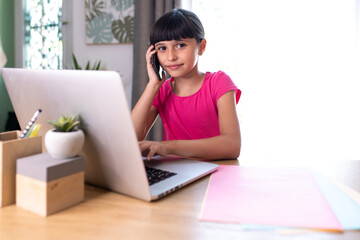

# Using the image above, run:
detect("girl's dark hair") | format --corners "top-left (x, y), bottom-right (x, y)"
top-left (150, 8), bottom-right (204, 45)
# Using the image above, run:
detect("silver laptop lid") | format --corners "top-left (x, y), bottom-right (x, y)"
top-left (2, 68), bottom-right (152, 201)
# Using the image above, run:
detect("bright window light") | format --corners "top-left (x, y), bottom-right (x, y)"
top-left (191, 0), bottom-right (360, 165)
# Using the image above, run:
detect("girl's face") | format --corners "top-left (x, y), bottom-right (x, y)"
top-left (154, 38), bottom-right (205, 79)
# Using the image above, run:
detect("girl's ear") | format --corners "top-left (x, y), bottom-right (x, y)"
top-left (198, 39), bottom-right (207, 56)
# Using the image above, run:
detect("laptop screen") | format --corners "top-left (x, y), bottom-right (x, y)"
top-left (2, 68), bottom-right (152, 200)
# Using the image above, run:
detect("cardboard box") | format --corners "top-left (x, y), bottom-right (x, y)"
top-left (0, 131), bottom-right (42, 207)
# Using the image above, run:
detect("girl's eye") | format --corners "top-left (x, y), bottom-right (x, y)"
top-left (157, 46), bottom-right (166, 51)
top-left (177, 43), bottom-right (186, 48)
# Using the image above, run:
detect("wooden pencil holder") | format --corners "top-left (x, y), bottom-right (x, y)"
top-left (0, 131), bottom-right (42, 207)
top-left (16, 153), bottom-right (84, 217)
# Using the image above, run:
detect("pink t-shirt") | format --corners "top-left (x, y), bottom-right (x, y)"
top-left (152, 71), bottom-right (241, 140)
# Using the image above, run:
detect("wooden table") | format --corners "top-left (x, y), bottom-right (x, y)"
top-left (0, 159), bottom-right (359, 240)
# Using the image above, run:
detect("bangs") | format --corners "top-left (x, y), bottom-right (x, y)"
top-left (150, 19), bottom-right (191, 44)
top-left (150, 9), bottom-right (204, 45)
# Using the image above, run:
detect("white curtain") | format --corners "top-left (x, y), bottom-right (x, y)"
top-left (191, 0), bottom-right (360, 164)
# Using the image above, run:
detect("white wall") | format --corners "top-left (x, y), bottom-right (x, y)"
top-left (62, 0), bottom-right (133, 107)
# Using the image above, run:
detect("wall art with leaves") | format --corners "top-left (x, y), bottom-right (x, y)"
top-left (85, 0), bottom-right (134, 44)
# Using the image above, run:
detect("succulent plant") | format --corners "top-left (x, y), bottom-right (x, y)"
top-left (48, 114), bottom-right (81, 132)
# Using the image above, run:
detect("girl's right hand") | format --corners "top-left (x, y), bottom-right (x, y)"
top-left (146, 45), bottom-right (166, 85)
top-left (139, 140), bottom-right (169, 160)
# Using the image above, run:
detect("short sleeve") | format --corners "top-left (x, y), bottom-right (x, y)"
top-left (152, 90), bottom-right (160, 109)
top-left (152, 78), bottom-right (172, 111)
top-left (211, 71), bottom-right (241, 104)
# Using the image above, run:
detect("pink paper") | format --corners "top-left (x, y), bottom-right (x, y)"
top-left (200, 165), bottom-right (343, 231)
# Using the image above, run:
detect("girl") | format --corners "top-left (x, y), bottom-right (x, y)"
top-left (131, 8), bottom-right (241, 160)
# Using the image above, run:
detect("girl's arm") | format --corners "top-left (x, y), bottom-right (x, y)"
top-left (140, 90), bottom-right (241, 160)
top-left (131, 90), bottom-right (159, 141)
top-left (131, 46), bottom-right (165, 140)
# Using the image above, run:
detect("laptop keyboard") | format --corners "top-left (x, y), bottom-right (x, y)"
top-left (145, 166), bottom-right (177, 185)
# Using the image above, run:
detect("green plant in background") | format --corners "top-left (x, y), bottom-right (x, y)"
top-left (72, 53), bottom-right (102, 70)
top-left (48, 114), bottom-right (80, 132)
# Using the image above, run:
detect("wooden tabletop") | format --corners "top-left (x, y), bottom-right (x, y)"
top-left (0, 159), bottom-right (359, 240)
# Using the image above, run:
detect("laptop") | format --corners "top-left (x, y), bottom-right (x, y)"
top-left (1, 68), bottom-right (218, 201)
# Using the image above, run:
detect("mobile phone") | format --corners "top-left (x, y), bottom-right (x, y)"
top-left (151, 53), bottom-right (162, 81)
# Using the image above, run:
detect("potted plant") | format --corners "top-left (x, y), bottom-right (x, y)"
top-left (45, 114), bottom-right (85, 159)
top-left (72, 53), bottom-right (102, 70)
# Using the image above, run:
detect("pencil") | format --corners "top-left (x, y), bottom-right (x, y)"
top-left (19, 109), bottom-right (42, 139)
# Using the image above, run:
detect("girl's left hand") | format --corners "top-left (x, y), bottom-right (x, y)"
top-left (139, 140), bottom-right (169, 160)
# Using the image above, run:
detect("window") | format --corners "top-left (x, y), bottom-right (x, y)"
top-left (190, 0), bottom-right (360, 163)
top-left (24, 0), bottom-right (63, 69)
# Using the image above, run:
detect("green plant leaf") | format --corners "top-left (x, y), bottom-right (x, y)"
top-left (94, 61), bottom-right (101, 70)
top-left (48, 114), bottom-right (80, 132)
top-left (72, 53), bottom-right (103, 71)
top-left (72, 53), bottom-right (82, 70)
top-left (85, 61), bottom-right (91, 70)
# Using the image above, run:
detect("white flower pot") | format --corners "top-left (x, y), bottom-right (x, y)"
top-left (45, 129), bottom-right (85, 159)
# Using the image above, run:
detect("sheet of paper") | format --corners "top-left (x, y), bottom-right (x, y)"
top-left (200, 165), bottom-right (343, 231)
top-left (332, 179), bottom-right (360, 205)
top-left (310, 169), bottom-right (360, 230)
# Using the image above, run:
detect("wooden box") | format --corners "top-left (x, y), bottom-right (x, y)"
top-left (16, 153), bottom-right (84, 217)
top-left (0, 131), bottom-right (42, 207)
